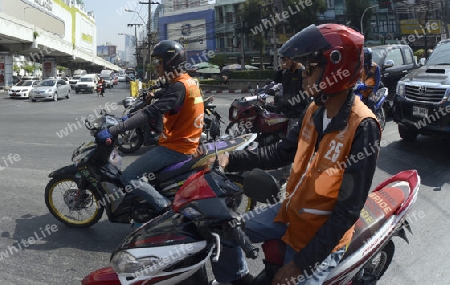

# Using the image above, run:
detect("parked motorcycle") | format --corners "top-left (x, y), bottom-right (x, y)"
top-left (82, 166), bottom-right (420, 285)
top-left (355, 86), bottom-right (388, 131)
top-left (44, 110), bottom-right (258, 228)
top-left (225, 90), bottom-right (289, 147)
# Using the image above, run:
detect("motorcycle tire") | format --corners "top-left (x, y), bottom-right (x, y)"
top-left (226, 174), bottom-right (257, 212)
top-left (117, 130), bottom-right (144, 154)
top-left (352, 240), bottom-right (395, 285)
top-left (376, 106), bottom-right (386, 131)
top-left (45, 177), bottom-right (104, 228)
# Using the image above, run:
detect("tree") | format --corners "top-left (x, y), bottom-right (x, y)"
top-left (13, 65), bottom-right (20, 74)
top-left (345, 0), bottom-right (372, 36)
top-left (208, 54), bottom-right (227, 69)
top-left (283, 0), bottom-right (327, 32)
top-left (23, 65), bottom-right (35, 75)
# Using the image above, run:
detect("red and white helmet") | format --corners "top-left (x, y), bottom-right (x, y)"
top-left (278, 24), bottom-right (364, 95)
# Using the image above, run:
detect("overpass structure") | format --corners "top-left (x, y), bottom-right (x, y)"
top-left (0, 0), bottom-right (120, 88)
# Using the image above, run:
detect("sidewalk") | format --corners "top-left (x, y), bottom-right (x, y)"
top-left (203, 88), bottom-right (252, 94)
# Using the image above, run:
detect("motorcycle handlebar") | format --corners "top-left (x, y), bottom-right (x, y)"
top-left (229, 225), bottom-right (259, 259)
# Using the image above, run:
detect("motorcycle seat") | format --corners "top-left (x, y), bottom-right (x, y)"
top-left (155, 139), bottom-right (242, 183)
top-left (344, 184), bottom-right (409, 257)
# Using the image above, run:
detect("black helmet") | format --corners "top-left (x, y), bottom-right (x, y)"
top-left (151, 40), bottom-right (187, 72)
top-left (363, 47), bottom-right (372, 67)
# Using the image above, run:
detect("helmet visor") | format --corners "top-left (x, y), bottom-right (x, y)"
top-left (278, 24), bottom-right (332, 62)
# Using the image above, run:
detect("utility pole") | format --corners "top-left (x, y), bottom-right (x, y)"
top-left (128, 23), bottom-right (143, 68)
top-left (140, 1), bottom-right (160, 81)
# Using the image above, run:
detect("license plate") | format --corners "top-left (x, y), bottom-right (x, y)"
top-left (412, 106), bottom-right (428, 118)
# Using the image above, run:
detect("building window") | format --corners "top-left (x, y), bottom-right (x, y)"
top-left (226, 12), bottom-right (233, 23)
top-left (217, 8), bottom-right (224, 23)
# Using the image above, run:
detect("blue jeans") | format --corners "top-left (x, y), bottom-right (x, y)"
top-left (120, 146), bottom-right (191, 212)
top-left (211, 203), bottom-right (346, 284)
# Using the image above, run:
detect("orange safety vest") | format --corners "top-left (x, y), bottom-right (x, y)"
top-left (274, 96), bottom-right (379, 253)
top-left (361, 63), bottom-right (378, 99)
top-left (158, 73), bottom-right (204, 154)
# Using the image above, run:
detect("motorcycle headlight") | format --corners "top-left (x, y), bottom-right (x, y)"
top-left (396, 82), bottom-right (406, 97)
top-left (181, 206), bottom-right (202, 219)
top-left (111, 251), bottom-right (162, 275)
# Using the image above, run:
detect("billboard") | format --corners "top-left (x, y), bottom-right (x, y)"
top-left (167, 19), bottom-right (207, 51)
top-left (97, 45), bottom-right (117, 57)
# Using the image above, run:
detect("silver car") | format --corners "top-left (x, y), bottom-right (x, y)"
top-left (30, 79), bottom-right (71, 102)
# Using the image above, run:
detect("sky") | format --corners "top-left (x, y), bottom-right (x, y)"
top-left (83, 0), bottom-right (157, 51)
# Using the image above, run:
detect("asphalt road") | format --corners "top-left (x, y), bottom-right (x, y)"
top-left (0, 84), bottom-right (449, 284)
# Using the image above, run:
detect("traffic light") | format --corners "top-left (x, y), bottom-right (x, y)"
top-left (378, 0), bottom-right (391, 9)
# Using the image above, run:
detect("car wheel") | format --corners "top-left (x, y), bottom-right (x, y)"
top-left (66, 89), bottom-right (70, 99)
top-left (53, 93), bottom-right (58, 101)
top-left (398, 125), bottom-right (418, 141)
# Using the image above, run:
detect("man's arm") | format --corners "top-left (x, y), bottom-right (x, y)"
top-left (109, 82), bottom-right (185, 136)
top-left (226, 114), bottom-right (303, 173)
top-left (293, 118), bottom-right (381, 270)
top-left (373, 65), bottom-right (381, 94)
top-left (273, 69), bottom-right (284, 84)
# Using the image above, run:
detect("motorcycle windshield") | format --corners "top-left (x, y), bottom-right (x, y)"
top-left (114, 210), bottom-right (203, 252)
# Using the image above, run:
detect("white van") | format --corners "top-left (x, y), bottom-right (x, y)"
top-left (75, 74), bottom-right (98, 94)
top-left (100, 70), bottom-right (114, 88)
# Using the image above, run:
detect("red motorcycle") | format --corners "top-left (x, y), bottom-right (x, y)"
top-left (97, 83), bottom-right (104, 97)
top-left (225, 94), bottom-right (290, 146)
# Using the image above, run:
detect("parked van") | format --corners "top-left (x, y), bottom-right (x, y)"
top-left (75, 74), bottom-right (98, 94)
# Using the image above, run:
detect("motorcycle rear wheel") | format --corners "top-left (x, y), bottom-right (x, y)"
top-left (118, 129), bottom-right (144, 154)
top-left (353, 240), bottom-right (395, 284)
top-left (45, 177), bottom-right (104, 228)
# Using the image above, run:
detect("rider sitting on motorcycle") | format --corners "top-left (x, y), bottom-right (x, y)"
top-left (97, 40), bottom-right (204, 215)
top-left (209, 24), bottom-right (381, 285)
top-left (355, 47), bottom-right (381, 113)
top-left (273, 55), bottom-right (311, 119)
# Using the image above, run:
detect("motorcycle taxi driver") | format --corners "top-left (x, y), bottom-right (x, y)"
top-left (209, 24), bottom-right (381, 285)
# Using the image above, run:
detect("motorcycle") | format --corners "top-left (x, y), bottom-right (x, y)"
top-left (97, 82), bottom-right (105, 97)
top-left (44, 110), bottom-right (258, 228)
top-left (225, 87), bottom-right (289, 147)
top-left (82, 165), bottom-right (420, 285)
top-left (355, 86), bottom-right (388, 131)
top-left (118, 90), bottom-right (223, 154)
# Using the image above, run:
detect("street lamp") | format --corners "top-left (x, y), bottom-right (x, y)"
top-left (124, 9), bottom-right (146, 25)
top-left (361, 4), bottom-right (379, 35)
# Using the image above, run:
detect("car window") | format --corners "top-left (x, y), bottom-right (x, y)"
top-left (80, 77), bottom-right (93, 82)
top-left (385, 48), bottom-right (404, 66)
top-left (403, 48), bottom-right (414, 64)
top-left (39, 80), bottom-right (55, 86)
top-left (20, 81), bottom-right (34, 86)
top-left (426, 41), bottom-right (450, 65)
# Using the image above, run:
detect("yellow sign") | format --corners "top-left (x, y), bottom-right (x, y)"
top-left (400, 19), bottom-right (444, 35)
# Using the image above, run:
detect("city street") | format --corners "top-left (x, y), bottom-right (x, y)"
top-left (0, 85), bottom-right (449, 284)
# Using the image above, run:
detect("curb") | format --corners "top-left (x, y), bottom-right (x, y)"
top-left (203, 89), bottom-right (252, 94)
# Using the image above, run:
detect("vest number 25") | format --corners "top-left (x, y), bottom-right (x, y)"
top-left (324, 140), bottom-right (343, 162)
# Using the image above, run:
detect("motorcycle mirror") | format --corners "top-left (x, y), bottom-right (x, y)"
top-left (265, 89), bottom-right (275, 96)
top-left (243, 168), bottom-right (279, 204)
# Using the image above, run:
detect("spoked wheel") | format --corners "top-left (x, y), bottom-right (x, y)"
top-left (226, 174), bottom-right (257, 213)
top-left (45, 177), bottom-right (104, 228)
top-left (117, 129), bottom-right (144, 154)
top-left (353, 240), bottom-right (395, 285)
top-left (376, 106), bottom-right (386, 131)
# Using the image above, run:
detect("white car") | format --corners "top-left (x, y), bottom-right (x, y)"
top-left (8, 80), bottom-right (39, 98)
top-left (30, 78), bottom-right (71, 102)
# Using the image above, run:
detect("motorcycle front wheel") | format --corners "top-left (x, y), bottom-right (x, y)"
top-left (45, 177), bottom-right (104, 228)
top-left (376, 106), bottom-right (386, 131)
top-left (117, 129), bottom-right (144, 154)
top-left (353, 240), bottom-right (395, 284)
